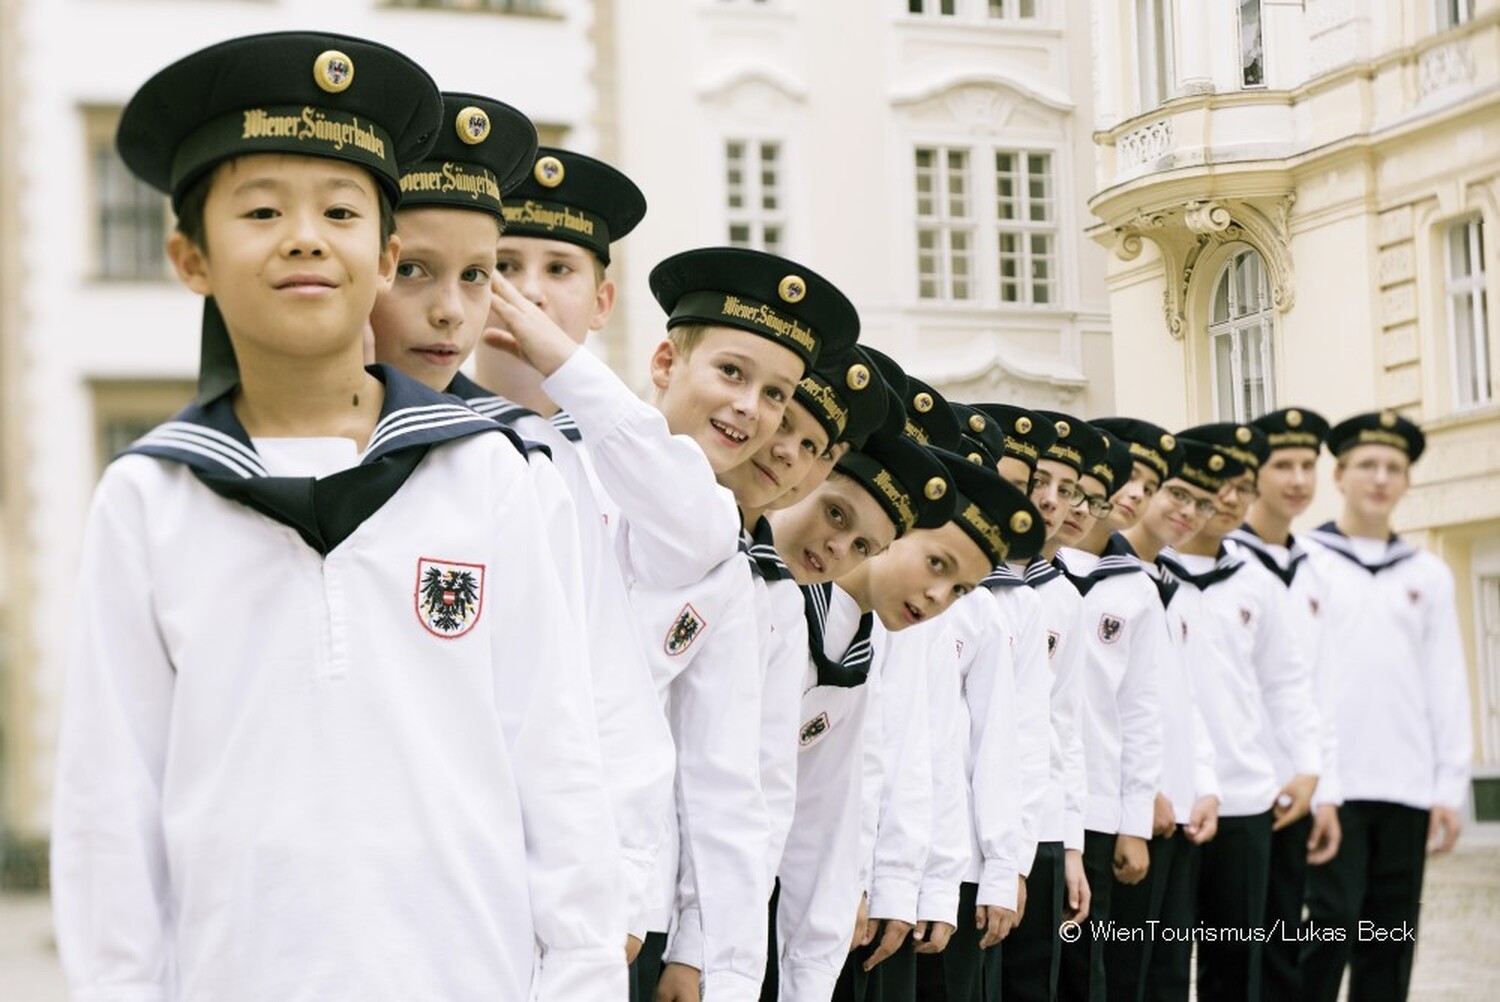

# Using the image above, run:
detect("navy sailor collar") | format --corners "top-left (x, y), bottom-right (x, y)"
top-left (448, 372), bottom-right (580, 442)
top-left (1157, 543), bottom-right (1244, 592)
top-left (1229, 523), bottom-right (1309, 587)
top-left (803, 581), bottom-right (875, 688)
top-left (1057, 532), bottom-right (1146, 596)
top-left (981, 562), bottom-right (1027, 591)
top-left (742, 516), bottom-right (793, 582)
top-left (1305, 521), bottom-right (1419, 574)
top-left (1023, 554), bottom-right (1062, 588)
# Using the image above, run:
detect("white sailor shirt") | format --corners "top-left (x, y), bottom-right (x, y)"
top-left (1025, 560), bottom-right (1089, 851)
top-left (1148, 565), bottom-right (1220, 824)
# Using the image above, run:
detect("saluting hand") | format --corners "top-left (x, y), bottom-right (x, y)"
top-left (484, 272), bottom-right (579, 378)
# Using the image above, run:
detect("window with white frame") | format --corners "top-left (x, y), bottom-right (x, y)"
top-left (914, 144), bottom-right (1060, 305)
top-left (1437, 0), bottom-right (1475, 31)
top-left (1239, 0), bottom-right (1265, 87)
top-left (906, 0), bottom-right (1039, 18)
top-left (987, 0), bottom-right (1037, 18)
top-left (1209, 249), bottom-right (1275, 421)
top-left (85, 106), bottom-right (167, 280)
top-left (725, 139), bottom-right (785, 254)
top-left (1446, 216), bottom-right (1491, 408)
top-left (1136, 0), bottom-right (1175, 109)
top-left (908, 0), bottom-right (957, 14)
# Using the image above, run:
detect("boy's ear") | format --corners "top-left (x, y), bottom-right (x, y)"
top-left (589, 277), bottom-right (617, 333)
top-left (167, 231), bottom-right (212, 297)
top-left (649, 338), bottom-right (677, 392)
top-left (376, 234), bottom-right (400, 291)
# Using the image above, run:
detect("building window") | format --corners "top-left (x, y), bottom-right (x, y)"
top-left (995, 151), bottom-right (1056, 305)
top-left (908, 0), bottom-right (957, 14)
top-left (1209, 250), bottom-right (1275, 421)
top-left (915, 147), bottom-right (975, 301)
top-left (725, 140), bottom-right (785, 254)
top-left (1239, 0), bottom-right (1265, 87)
top-left (907, 0), bottom-right (1039, 17)
top-left (987, 0), bottom-right (1037, 18)
top-left (85, 107), bottom-right (167, 280)
top-left (90, 379), bottom-right (197, 475)
top-left (1446, 216), bottom-right (1491, 408)
top-left (1437, 0), bottom-right (1475, 31)
top-left (1136, 0), bottom-right (1174, 109)
top-left (391, 0), bottom-right (555, 12)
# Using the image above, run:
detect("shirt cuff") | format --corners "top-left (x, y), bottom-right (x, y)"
top-left (1119, 797), bottom-right (1155, 839)
top-left (868, 870), bottom-right (921, 924)
top-left (663, 904), bottom-right (705, 971)
top-left (916, 879), bottom-right (961, 926)
top-left (977, 861), bottom-right (1020, 910)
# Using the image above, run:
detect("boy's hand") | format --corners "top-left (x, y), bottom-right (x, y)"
top-left (976, 905), bottom-right (1019, 948)
top-left (1185, 795), bottom-right (1220, 846)
top-left (485, 273), bottom-right (579, 377)
top-left (1063, 848), bottom-right (1091, 924)
top-left (850, 892), bottom-right (872, 953)
top-left (1113, 834), bottom-right (1150, 884)
top-left (1152, 792), bottom-right (1176, 837)
top-left (1272, 774), bottom-right (1317, 830)
top-left (1428, 805), bottom-right (1462, 856)
top-left (654, 962), bottom-right (699, 1002)
top-left (1307, 803), bottom-right (1342, 865)
top-left (862, 919), bottom-right (913, 971)
top-left (625, 934), bottom-right (642, 964)
top-left (912, 920), bottom-right (956, 954)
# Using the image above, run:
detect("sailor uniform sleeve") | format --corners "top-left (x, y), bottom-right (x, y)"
top-left (1422, 560), bottom-right (1473, 810)
top-left (1190, 698), bottom-right (1221, 807)
top-left (493, 454), bottom-right (627, 1000)
top-left (867, 630), bottom-right (935, 924)
top-left (916, 628), bottom-right (973, 926)
top-left (857, 643), bottom-right (888, 893)
top-left (542, 347), bottom-right (740, 587)
top-left (1117, 595), bottom-right (1165, 840)
top-left (1013, 591), bottom-right (1052, 878)
top-left (51, 459), bottom-right (176, 1001)
top-left (965, 614), bottom-right (1025, 911)
top-left (1051, 597), bottom-right (1089, 852)
top-left (1297, 557), bottom-right (1342, 808)
top-left (662, 561), bottom-right (771, 999)
top-left (761, 584), bottom-right (810, 888)
top-left (1251, 569), bottom-right (1322, 778)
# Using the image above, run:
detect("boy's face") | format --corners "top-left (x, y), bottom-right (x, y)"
top-left (768, 441), bottom-right (850, 510)
top-left (769, 473), bottom-right (897, 585)
top-left (1255, 447), bottom-right (1319, 521)
top-left (650, 326), bottom-right (803, 474)
top-left (493, 236), bottom-right (612, 343)
top-left (1107, 461), bottom-right (1160, 531)
top-left (368, 207), bottom-right (496, 391)
top-left (168, 154), bottom-right (396, 359)
top-left (1144, 479), bottom-right (1216, 549)
top-left (718, 398), bottom-right (831, 510)
top-left (996, 455), bottom-right (1033, 494)
top-left (1055, 472), bottom-right (1108, 547)
top-left (864, 521), bottom-right (992, 631)
top-left (1206, 469), bottom-right (1258, 537)
top-left (1030, 458), bottom-right (1079, 541)
top-left (1334, 444), bottom-right (1410, 522)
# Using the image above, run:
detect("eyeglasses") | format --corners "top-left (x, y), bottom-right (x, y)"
top-left (1219, 479), bottom-right (1260, 500)
top-left (1165, 485), bottom-right (1219, 518)
top-left (1033, 474), bottom-right (1114, 518)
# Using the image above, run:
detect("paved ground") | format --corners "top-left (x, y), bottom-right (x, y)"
top-left (4, 832), bottom-right (1498, 998)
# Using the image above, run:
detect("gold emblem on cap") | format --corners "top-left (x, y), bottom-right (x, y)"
top-left (1209, 454), bottom-right (1225, 472)
top-left (1010, 511), bottom-right (1033, 534)
top-left (314, 50), bottom-right (355, 94)
top-left (1235, 426), bottom-right (1252, 444)
top-left (925, 477), bottom-right (948, 501)
top-left (778, 275), bottom-right (807, 303)
top-left (534, 155), bottom-right (565, 188)
top-left (1016, 416), bottom-right (1033, 435)
top-left (1100, 433), bottom-right (1111, 448)
top-left (456, 106), bottom-right (491, 145)
top-left (969, 414), bottom-right (987, 433)
top-left (846, 364), bottom-right (870, 391)
top-left (1379, 409), bottom-right (1398, 428)
top-left (1161, 433), bottom-right (1177, 451)
top-left (1055, 420), bottom-right (1071, 438)
top-left (914, 392), bottom-right (934, 414)
top-left (968, 452), bottom-right (985, 465)
top-left (1286, 409), bottom-right (1303, 428)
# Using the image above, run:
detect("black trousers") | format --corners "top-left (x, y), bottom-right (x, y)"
top-left (835, 934), bottom-right (919, 1002)
top-left (1058, 830), bottom-right (1117, 1002)
top-left (916, 880), bottom-right (983, 1000)
top-left (989, 840), bottom-right (1066, 1002)
top-left (628, 930), bottom-right (669, 1002)
top-left (1260, 812), bottom-right (1312, 1001)
top-left (762, 881), bottom-right (780, 1001)
top-left (1104, 830), bottom-right (1199, 1002)
top-left (1196, 810), bottom-right (1273, 1000)
top-left (1301, 801), bottom-right (1429, 1002)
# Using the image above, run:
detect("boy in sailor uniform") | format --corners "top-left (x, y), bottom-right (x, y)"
top-left (1298, 411), bottom-right (1472, 1002)
top-left (1105, 437), bottom-right (1233, 1002)
top-left (1055, 417), bottom-right (1179, 1002)
top-left (370, 118), bottom-right (683, 971)
top-left (52, 34), bottom-right (625, 1001)
top-left (1226, 407), bottom-right (1342, 999)
top-left (1171, 421), bottom-right (1323, 999)
top-left (999, 412), bottom-right (1113, 1002)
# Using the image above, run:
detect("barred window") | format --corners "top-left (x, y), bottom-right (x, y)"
top-left (1136, 0), bottom-right (1174, 109)
top-left (86, 107), bottom-right (167, 281)
top-left (1437, 0), bottom-right (1475, 31)
top-left (725, 140), bottom-right (785, 255)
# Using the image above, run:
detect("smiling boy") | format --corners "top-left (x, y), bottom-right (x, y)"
top-left (51, 33), bottom-right (623, 1001)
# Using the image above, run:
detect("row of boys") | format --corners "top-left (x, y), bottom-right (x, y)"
top-left (49, 29), bottom-right (1470, 1002)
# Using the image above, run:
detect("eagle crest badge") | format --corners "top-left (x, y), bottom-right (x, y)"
top-left (416, 558), bottom-right (485, 638)
top-left (1098, 614), bottom-right (1124, 644)
top-left (665, 603), bottom-right (706, 656)
top-left (1239, 607), bottom-right (1253, 626)
top-left (800, 712), bottom-right (831, 747)
top-left (1047, 631), bottom-right (1060, 659)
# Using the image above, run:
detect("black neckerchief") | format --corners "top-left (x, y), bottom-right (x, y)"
top-left (127, 365), bottom-right (517, 556)
top-left (1150, 561), bottom-right (1180, 609)
top-left (741, 517), bottom-right (793, 582)
top-left (1023, 554), bottom-right (1062, 588)
top-left (447, 373), bottom-right (579, 442)
top-left (1305, 522), bottom-right (1419, 575)
top-left (1228, 523), bottom-right (1307, 588)
top-left (981, 562), bottom-right (1026, 591)
top-left (1061, 533), bottom-right (1145, 596)
top-left (803, 582), bottom-right (874, 687)
top-left (1157, 543), bottom-right (1244, 592)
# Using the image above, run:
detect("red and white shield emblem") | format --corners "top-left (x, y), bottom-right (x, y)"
top-left (415, 557), bottom-right (486, 638)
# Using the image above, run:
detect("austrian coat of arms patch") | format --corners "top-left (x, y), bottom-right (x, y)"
top-left (1098, 613), bottom-right (1124, 644)
top-left (665, 603), bottom-right (706, 656)
top-left (416, 558), bottom-right (485, 638)
top-left (800, 712), bottom-right (831, 747)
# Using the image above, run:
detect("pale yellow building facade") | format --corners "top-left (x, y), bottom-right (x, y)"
top-left (1087, 0), bottom-right (1500, 809)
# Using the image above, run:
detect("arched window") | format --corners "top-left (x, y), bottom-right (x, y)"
top-left (1210, 249), bottom-right (1275, 421)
